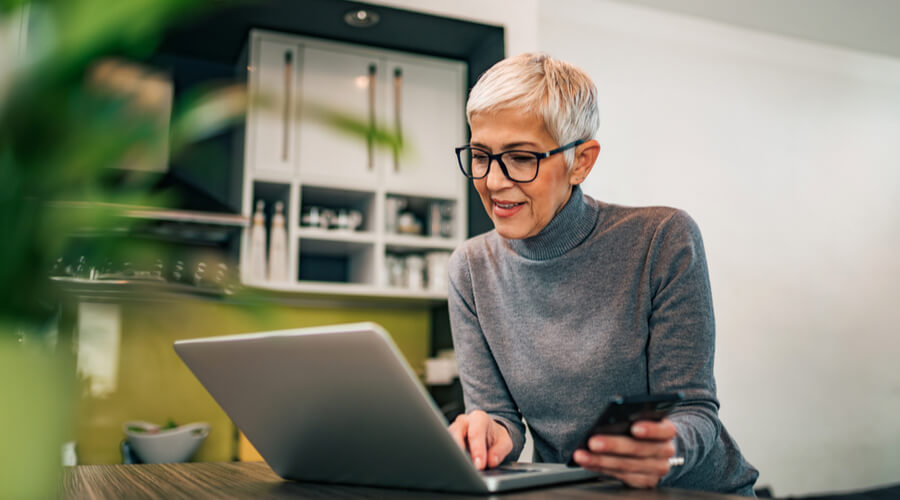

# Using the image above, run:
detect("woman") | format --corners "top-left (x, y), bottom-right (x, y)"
top-left (447, 53), bottom-right (759, 496)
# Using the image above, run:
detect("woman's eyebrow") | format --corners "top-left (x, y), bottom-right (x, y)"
top-left (503, 142), bottom-right (539, 150)
top-left (470, 141), bottom-right (540, 151)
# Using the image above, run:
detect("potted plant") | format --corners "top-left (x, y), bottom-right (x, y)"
top-left (0, 1), bottom-right (401, 496)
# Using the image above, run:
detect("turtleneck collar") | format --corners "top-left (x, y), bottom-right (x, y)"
top-left (506, 185), bottom-right (598, 261)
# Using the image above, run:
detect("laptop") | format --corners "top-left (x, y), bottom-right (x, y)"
top-left (174, 322), bottom-right (609, 494)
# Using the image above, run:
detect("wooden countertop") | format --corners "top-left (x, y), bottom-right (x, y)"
top-left (61, 461), bottom-right (747, 499)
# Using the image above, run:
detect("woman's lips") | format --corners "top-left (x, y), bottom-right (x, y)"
top-left (492, 200), bottom-right (525, 218)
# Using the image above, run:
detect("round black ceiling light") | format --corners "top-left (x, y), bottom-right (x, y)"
top-left (344, 9), bottom-right (380, 28)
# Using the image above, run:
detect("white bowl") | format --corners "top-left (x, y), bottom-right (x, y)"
top-left (123, 420), bottom-right (210, 464)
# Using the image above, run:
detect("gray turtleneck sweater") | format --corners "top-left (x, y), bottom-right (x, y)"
top-left (448, 186), bottom-right (759, 496)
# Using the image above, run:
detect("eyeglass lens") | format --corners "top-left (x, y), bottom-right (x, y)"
top-left (460, 148), bottom-right (539, 182)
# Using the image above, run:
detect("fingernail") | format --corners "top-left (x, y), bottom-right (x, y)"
top-left (632, 425), bottom-right (647, 437)
top-left (474, 457), bottom-right (482, 469)
top-left (590, 439), bottom-right (605, 451)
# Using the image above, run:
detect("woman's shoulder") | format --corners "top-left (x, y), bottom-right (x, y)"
top-left (447, 231), bottom-right (504, 291)
top-left (449, 230), bottom-right (502, 268)
top-left (589, 197), bottom-right (700, 236)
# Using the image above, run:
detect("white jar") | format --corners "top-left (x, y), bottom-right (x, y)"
top-left (405, 255), bottom-right (425, 290)
top-left (426, 251), bottom-right (450, 292)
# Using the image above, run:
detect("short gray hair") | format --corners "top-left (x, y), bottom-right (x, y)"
top-left (466, 53), bottom-right (600, 167)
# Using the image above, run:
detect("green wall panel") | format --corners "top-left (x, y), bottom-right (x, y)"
top-left (73, 296), bottom-right (431, 465)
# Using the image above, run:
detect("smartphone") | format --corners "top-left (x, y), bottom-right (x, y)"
top-left (572, 392), bottom-right (684, 458)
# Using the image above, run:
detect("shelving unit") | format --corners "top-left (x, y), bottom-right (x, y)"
top-left (238, 30), bottom-right (468, 299)
top-left (297, 227), bottom-right (377, 244)
top-left (384, 234), bottom-right (458, 251)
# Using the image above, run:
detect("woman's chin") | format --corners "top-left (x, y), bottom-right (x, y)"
top-left (494, 222), bottom-right (531, 240)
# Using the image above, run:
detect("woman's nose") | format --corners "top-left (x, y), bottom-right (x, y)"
top-left (485, 160), bottom-right (513, 191)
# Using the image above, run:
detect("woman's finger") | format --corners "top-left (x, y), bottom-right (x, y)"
top-left (448, 415), bottom-right (469, 452)
top-left (588, 435), bottom-right (675, 459)
top-left (607, 470), bottom-right (664, 489)
top-left (486, 422), bottom-right (512, 468)
top-left (465, 412), bottom-right (490, 470)
top-left (630, 419), bottom-right (677, 441)
top-left (578, 451), bottom-right (671, 477)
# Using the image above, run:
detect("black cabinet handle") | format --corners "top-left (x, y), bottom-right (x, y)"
top-left (368, 63), bottom-right (377, 171)
top-left (393, 67), bottom-right (403, 172)
top-left (282, 50), bottom-right (293, 162)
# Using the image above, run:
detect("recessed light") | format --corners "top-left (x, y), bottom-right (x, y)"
top-left (344, 9), bottom-right (380, 28)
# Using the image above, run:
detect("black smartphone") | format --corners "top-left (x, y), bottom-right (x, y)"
top-left (572, 392), bottom-right (683, 460)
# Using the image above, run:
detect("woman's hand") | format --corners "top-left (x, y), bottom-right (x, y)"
top-left (572, 419), bottom-right (677, 488)
top-left (448, 410), bottom-right (513, 470)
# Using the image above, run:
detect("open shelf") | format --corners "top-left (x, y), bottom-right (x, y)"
top-left (384, 234), bottom-right (460, 252)
top-left (297, 238), bottom-right (375, 284)
top-left (385, 192), bottom-right (459, 240)
top-left (297, 227), bottom-right (376, 244)
top-left (300, 184), bottom-right (375, 232)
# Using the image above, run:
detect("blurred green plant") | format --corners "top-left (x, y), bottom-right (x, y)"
top-left (0, 0), bottom-right (218, 330)
top-left (0, 0), bottom-right (404, 331)
top-left (0, 0), bottom-right (403, 497)
top-left (1, 1), bottom-right (231, 495)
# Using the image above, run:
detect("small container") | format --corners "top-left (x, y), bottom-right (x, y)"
top-left (334, 209), bottom-right (362, 231)
top-left (123, 421), bottom-right (210, 464)
top-left (248, 200), bottom-right (267, 282)
top-left (385, 197), bottom-right (407, 233)
top-left (268, 201), bottom-right (288, 282)
top-left (319, 209), bottom-right (335, 230)
top-left (61, 441), bottom-right (78, 467)
top-left (406, 255), bottom-right (425, 290)
top-left (347, 210), bottom-right (363, 231)
top-left (426, 251), bottom-right (451, 292)
top-left (428, 201), bottom-right (455, 238)
top-left (385, 255), bottom-right (405, 287)
top-left (301, 206), bottom-right (322, 227)
top-left (397, 212), bottom-right (421, 235)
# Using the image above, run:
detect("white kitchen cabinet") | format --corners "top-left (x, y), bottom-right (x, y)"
top-left (245, 37), bottom-right (301, 179)
top-left (381, 55), bottom-right (467, 199)
top-left (296, 46), bottom-right (381, 188)
top-left (239, 30), bottom-right (468, 300)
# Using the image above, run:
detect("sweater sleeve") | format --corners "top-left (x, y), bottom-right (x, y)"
top-left (447, 246), bottom-right (527, 462)
top-left (644, 210), bottom-right (722, 485)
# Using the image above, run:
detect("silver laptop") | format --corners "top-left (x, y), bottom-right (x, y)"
top-left (174, 322), bottom-right (607, 494)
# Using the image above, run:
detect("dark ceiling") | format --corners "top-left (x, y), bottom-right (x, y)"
top-left (159, 0), bottom-right (504, 67)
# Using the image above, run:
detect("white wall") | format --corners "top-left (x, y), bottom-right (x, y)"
top-left (368, 0), bottom-right (900, 495)
top-left (538, 0), bottom-right (900, 495)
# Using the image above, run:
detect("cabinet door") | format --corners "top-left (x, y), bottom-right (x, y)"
top-left (297, 47), bottom-right (382, 188)
top-left (248, 38), bottom-right (300, 178)
top-left (382, 58), bottom-right (466, 198)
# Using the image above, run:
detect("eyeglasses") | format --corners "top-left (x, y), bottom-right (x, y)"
top-left (454, 140), bottom-right (584, 183)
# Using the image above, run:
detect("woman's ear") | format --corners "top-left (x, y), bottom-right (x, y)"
top-left (569, 140), bottom-right (600, 185)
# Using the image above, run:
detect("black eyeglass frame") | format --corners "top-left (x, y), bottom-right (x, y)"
top-left (454, 140), bottom-right (586, 183)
